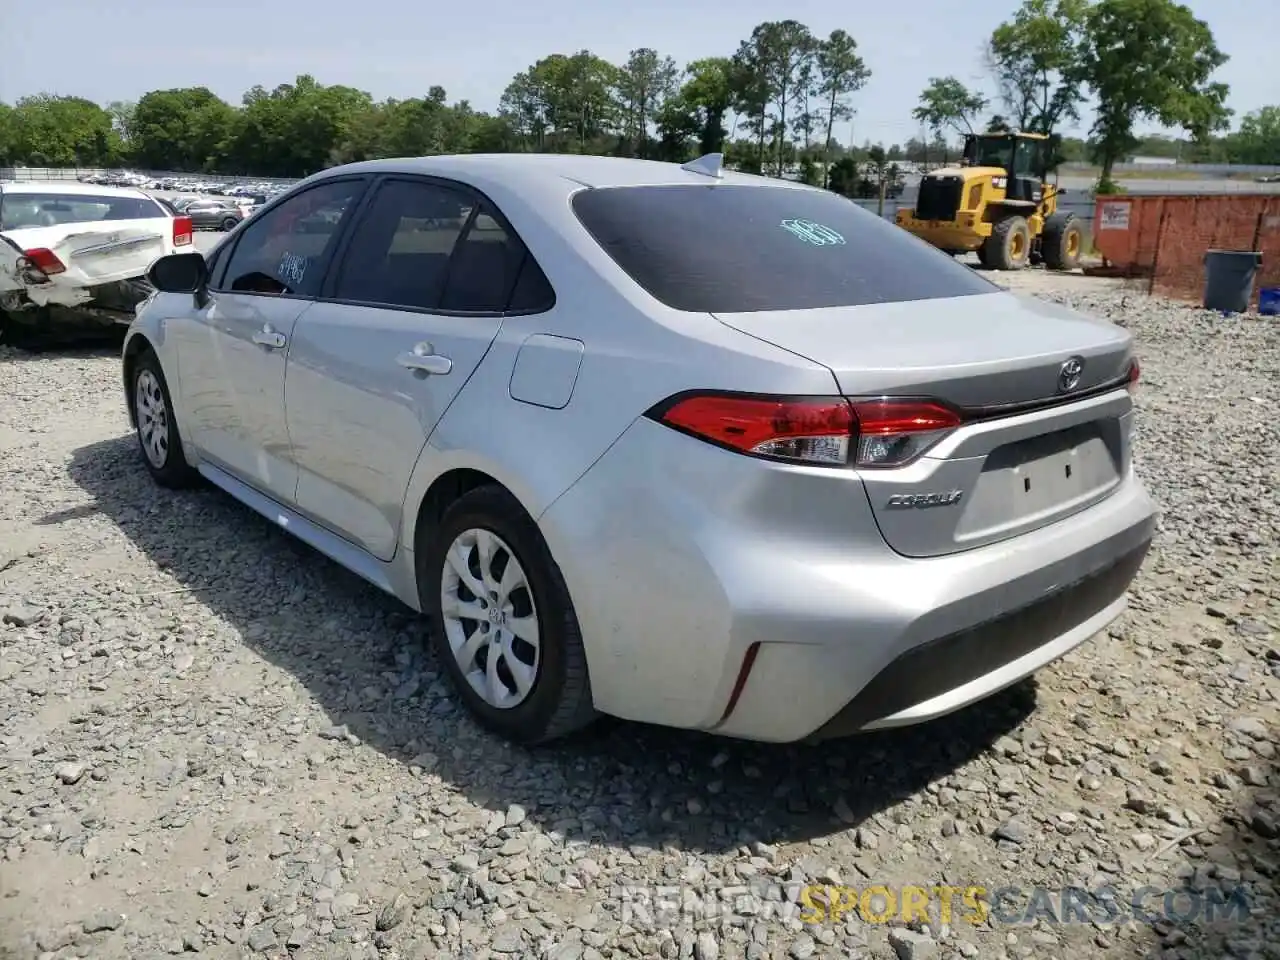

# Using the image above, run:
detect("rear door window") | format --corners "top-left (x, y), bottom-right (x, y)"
top-left (330, 179), bottom-right (541, 314)
top-left (331, 179), bottom-right (474, 310)
top-left (571, 184), bottom-right (997, 313)
top-left (438, 210), bottom-right (534, 312)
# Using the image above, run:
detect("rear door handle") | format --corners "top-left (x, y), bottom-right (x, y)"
top-left (252, 326), bottom-right (286, 349)
top-left (396, 342), bottom-right (452, 375)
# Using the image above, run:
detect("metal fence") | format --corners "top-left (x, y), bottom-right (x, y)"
top-left (1061, 161), bottom-right (1280, 176)
top-left (0, 166), bottom-right (299, 186)
top-left (855, 196), bottom-right (1097, 226)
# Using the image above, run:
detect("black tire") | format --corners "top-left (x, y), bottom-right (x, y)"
top-left (982, 216), bottom-right (1032, 270)
top-left (421, 485), bottom-right (596, 745)
top-left (1041, 212), bottom-right (1084, 271)
top-left (131, 348), bottom-right (200, 488)
top-left (975, 244), bottom-right (992, 269)
top-left (220, 217), bottom-right (239, 231)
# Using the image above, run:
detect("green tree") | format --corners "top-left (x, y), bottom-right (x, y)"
top-left (826, 155), bottom-right (860, 196)
top-left (750, 20), bottom-right (819, 176)
top-left (816, 29), bottom-right (871, 186)
top-left (654, 57), bottom-right (737, 162)
top-left (0, 103), bottom-right (14, 164)
top-left (615, 48), bottom-right (679, 158)
top-left (987, 0), bottom-right (1088, 134)
top-left (500, 52), bottom-right (621, 153)
top-left (913, 77), bottom-right (989, 139)
top-left (1221, 106), bottom-right (1279, 165)
top-left (6, 95), bottom-right (122, 166)
top-left (222, 75), bottom-right (373, 176)
top-left (1078, 0), bottom-right (1231, 187)
top-left (729, 40), bottom-right (771, 169)
top-left (131, 87), bottom-right (236, 171)
top-left (378, 87), bottom-right (454, 158)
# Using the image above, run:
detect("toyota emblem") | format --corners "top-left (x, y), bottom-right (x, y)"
top-left (1058, 356), bottom-right (1085, 392)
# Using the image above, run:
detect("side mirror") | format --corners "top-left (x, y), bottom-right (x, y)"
top-left (148, 252), bottom-right (209, 297)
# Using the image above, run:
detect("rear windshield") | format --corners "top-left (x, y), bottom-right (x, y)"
top-left (0, 192), bottom-right (164, 231)
top-left (571, 183), bottom-right (997, 313)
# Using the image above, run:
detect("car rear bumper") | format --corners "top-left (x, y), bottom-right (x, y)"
top-left (0, 276), bottom-right (152, 328)
top-left (538, 416), bottom-right (1157, 742)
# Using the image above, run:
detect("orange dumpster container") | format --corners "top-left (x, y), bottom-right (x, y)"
top-left (1091, 194), bottom-right (1167, 275)
top-left (1092, 193), bottom-right (1280, 309)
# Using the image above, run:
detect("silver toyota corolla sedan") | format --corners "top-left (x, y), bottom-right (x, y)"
top-left (122, 153), bottom-right (1158, 746)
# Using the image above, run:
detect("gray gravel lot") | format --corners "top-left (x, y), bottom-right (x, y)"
top-left (0, 271), bottom-right (1277, 960)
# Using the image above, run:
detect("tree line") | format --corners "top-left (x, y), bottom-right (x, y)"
top-left (0, 0), bottom-right (1274, 192)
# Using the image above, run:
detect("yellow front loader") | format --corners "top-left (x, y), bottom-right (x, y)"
top-left (895, 131), bottom-right (1084, 271)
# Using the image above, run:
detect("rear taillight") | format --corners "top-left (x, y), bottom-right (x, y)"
top-left (648, 392), bottom-right (961, 468)
top-left (1127, 357), bottom-right (1140, 392)
top-left (173, 215), bottom-right (193, 247)
top-left (18, 247), bottom-right (66, 279)
top-left (849, 399), bottom-right (962, 467)
top-left (655, 394), bottom-right (854, 466)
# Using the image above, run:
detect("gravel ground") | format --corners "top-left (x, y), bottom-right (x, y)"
top-left (0, 272), bottom-right (1277, 960)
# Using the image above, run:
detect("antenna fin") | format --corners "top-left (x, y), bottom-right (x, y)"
top-left (680, 153), bottom-right (724, 179)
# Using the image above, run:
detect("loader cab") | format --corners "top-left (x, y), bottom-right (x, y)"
top-left (963, 132), bottom-right (1058, 204)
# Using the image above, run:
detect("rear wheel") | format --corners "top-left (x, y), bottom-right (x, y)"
top-left (421, 485), bottom-right (596, 745)
top-left (220, 217), bottom-right (239, 231)
top-left (982, 216), bottom-right (1032, 270)
top-left (1041, 212), bottom-right (1084, 271)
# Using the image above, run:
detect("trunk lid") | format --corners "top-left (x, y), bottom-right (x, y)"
top-left (714, 291), bottom-right (1131, 408)
top-left (3, 221), bottom-right (169, 289)
top-left (714, 291), bottom-right (1136, 558)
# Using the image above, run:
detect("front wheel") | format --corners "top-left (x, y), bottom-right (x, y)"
top-left (421, 485), bottom-right (596, 745)
top-left (132, 349), bottom-right (200, 488)
top-left (221, 217), bottom-right (239, 231)
top-left (1041, 212), bottom-right (1084, 271)
top-left (982, 216), bottom-right (1032, 270)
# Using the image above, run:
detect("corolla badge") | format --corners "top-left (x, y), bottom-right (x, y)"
top-left (1058, 356), bottom-right (1085, 392)
top-left (886, 491), bottom-right (963, 509)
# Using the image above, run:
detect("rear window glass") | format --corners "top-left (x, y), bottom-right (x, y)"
top-left (0, 193), bottom-right (164, 231)
top-left (571, 184), bottom-right (997, 313)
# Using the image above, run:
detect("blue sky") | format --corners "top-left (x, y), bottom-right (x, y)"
top-left (1, 0), bottom-right (1272, 146)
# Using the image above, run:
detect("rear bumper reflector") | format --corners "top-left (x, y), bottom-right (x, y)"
top-left (718, 642), bottom-right (761, 724)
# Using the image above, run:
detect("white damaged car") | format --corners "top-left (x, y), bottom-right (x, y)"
top-left (0, 181), bottom-right (192, 346)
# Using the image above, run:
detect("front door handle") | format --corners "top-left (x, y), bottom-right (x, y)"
top-left (396, 342), bottom-right (452, 375)
top-left (252, 325), bottom-right (286, 349)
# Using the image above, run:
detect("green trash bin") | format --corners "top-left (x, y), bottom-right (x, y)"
top-left (1203, 249), bottom-right (1262, 313)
